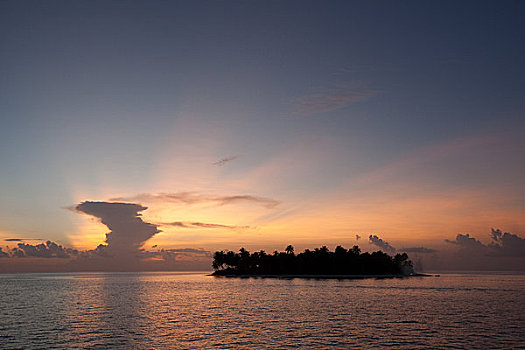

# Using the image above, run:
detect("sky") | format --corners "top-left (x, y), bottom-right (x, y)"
top-left (1, 0), bottom-right (524, 272)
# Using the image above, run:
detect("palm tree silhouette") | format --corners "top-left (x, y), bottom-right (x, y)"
top-left (211, 244), bottom-right (414, 276)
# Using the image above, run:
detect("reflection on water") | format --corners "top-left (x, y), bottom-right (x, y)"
top-left (0, 272), bottom-right (524, 349)
top-left (63, 273), bottom-right (154, 348)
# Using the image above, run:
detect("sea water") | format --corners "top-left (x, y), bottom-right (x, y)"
top-left (0, 272), bottom-right (523, 349)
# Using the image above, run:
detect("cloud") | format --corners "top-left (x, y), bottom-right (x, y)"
top-left (110, 192), bottom-right (280, 209)
top-left (293, 85), bottom-right (379, 115)
top-left (10, 241), bottom-right (78, 258)
top-left (489, 228), bottom-right (525, 257)
top-left (438, 229), bottom-right (525, 271)
top-left (446, 233), bottom-right (487, 253)
top-left (213, 155), bottom-right (239, 166)
top-left (401, 247), bottom-right (438, 253)
top-left (0, 201), bottom-right (215, 272)
top-left (368, 234), bottom-right (396, 254)
top-left (150, 248), bottom-right (212, 262)
top-left (75, 201), bottom-right (160, 255)
top-left (445, 229), bottom-right (525, 258)
top-left (4, 238), bottom-right (43, 242)
top-left (162, 221), bottom-right (251, 230)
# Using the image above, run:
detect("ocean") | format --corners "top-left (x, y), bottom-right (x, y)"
top-left (0, 272), bottom-right (523, 349)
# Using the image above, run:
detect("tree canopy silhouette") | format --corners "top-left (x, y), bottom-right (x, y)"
top-left (212, 245), bottom-right (414, 276)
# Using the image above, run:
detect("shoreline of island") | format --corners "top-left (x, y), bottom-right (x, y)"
top-left (211, 245), bottom-right (421, 278)
top-left (210, 272), bottom-right (435, 279)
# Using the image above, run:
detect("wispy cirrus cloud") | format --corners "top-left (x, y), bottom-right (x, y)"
top-left (162, 221), bottom-right (251, 230)
top-left (213, 155), bottom-right (239, 166)
top-left (110, 192), bottom-right (280, 209)
top-left (293, 84), bottom-right (379, 116)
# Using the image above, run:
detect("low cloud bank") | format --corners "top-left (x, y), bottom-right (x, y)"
top-left (489, 228), bottom-right (525, 257)
top-left (446, 228), bottom-right (525, 257)
top-left (11, 241), bottom-right (78, 258)
top-left (365, 229), bottom-right (525, 271)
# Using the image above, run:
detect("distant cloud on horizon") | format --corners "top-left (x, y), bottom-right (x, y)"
top-left (446, 229), bottom-right (525, 258)
top-left (8, 241), bottom-right (78, 259)
top-left (2, 226), bottom-right (524, 272)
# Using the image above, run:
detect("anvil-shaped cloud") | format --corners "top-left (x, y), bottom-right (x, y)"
top-left (75, 201), bottom-right (160, 255)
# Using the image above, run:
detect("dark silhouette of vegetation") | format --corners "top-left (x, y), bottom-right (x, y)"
top-left (212, 245), bottom-right (414, 276)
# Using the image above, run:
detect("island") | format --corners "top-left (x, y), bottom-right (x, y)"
top-left (212, 245), bottom-right (425, 278)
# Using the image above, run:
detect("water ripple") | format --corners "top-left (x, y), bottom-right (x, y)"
top-left (0, 272), bottom-right (523, 349)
